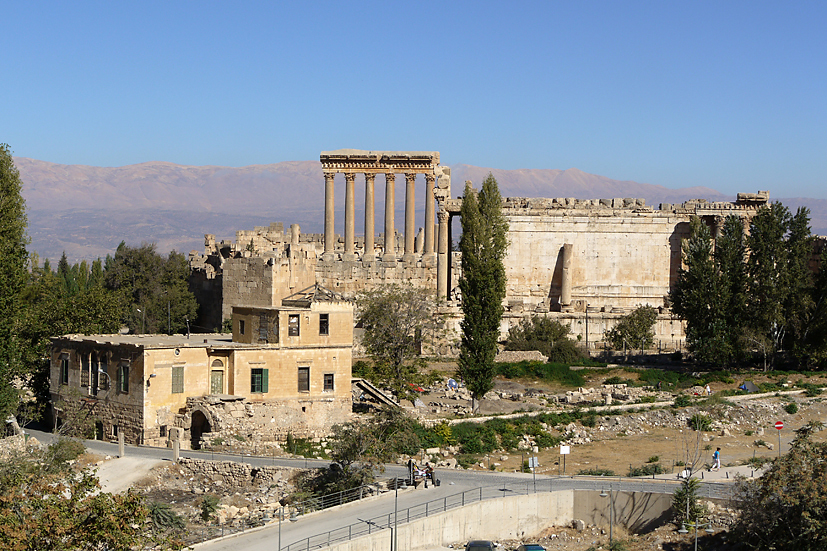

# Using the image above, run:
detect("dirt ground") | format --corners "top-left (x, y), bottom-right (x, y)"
top-left (422, 365), bottom-right (827, 477)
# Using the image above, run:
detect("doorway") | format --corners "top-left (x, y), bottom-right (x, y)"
top-left (190, 410), bottom-right (211, 450)
top-left (210, 370), bottom-right (224, 394)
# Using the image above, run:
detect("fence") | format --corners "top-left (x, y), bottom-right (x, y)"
top-left (281, 476), bottom-right (738, 551)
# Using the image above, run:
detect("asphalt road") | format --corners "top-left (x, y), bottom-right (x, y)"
top-left (25, 428), bottom-right (734, 551)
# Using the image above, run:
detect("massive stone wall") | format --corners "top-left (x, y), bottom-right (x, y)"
top-left (189, 190), bottom-right (768, 348)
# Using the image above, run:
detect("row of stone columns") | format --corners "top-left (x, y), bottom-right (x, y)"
top-left (323, 172), bottom-right (438, 263)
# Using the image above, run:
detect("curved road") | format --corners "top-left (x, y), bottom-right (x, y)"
top-left (25, 429), bottom-right (736, 551)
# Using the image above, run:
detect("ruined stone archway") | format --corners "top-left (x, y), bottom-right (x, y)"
top-left (190, 410), bottom-right (212, 450)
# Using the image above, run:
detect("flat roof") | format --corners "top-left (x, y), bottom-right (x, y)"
top-left (52, 333), bottom-right (242, 350)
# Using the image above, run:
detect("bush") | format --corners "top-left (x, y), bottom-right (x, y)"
top-left (504, 316), bottom-right (585, 363)
top-left (580, 414), bottom-right (597, 428)
top-left (647, 455), bottom-right (660, 463)
top-left (149, 501), bottom-right (185, 530)
top-left (674, 395), bottom-right (692, 408)
top-left (690, 414), bottom-right (712, 431)
top-left (672, 477), bottom-right (707, 524)
top-left (785, 402), bottom-right (799, 414)
top-left (496, 360), bottom-right (586, 387)
top-left (44, 438), bottom-right (85, 465)
top-left (201, 495), bottom-right (220, 522)
top-left (800, 383), bottom-right (823, 397)
top-left (605, 305), bottom-right (657, 351)
top-left (628, 463), bottom-right (665, 477)
top-left (578, 468), bottom-right (616, 476)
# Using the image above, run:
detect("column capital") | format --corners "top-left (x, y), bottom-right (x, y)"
top-left (438, 210), bottom-right (450, 223)
top-left (364, 173), bottom-right (376, 183)
top-left (425, 173), bottom-right (436, 184)
top-left (324, 171), bottom-right (336, 181)
top-left (405, 172), bottom-right (417, 184)
top-left (386, 172), bottom-right (396, 182)
top-left (344, 172), bottom-right (356, 183)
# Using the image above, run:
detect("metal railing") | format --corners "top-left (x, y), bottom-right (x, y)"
top-left (282, 476), bottom-right (738, 551)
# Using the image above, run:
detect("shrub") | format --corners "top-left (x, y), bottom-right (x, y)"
top-left (745, 456), bottom-right (771, 469)
top-left (745, 430), bottom-right (754, 436)
top-left (578, 468), bottom-right (616, 476)
top-left (580, 414), bottom-right (597, 428)
top-left (628, 463), bottom-right (665, 477)
top-left (44, 438), bottom-right (85, 465)
top-left (672, 477), bottom-right (707, 524)
top-left (201, 495), bottom-right (220, 522)
top-left (800, 383), bottom-right (823, 397)
top-left (496, 360), bottom-right (586, 387)
top-left (785, 402), bottom-right (799, 414)
top-left (605, 305), bottom-right (657, 351)
top-left (647, 455), bottom-right (660, 463)
top-left (690, 414), bottom-right (712, 432)
top-left (149, 502), bottom-right (185, 530)
top-left (754, 440), bottom-right (767, 448)
top-left (674, 395), bottom-right (692, 408)
top-left (504, 316), bottom-right (585, 363)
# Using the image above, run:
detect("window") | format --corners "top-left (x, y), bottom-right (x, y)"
top-left (117, 363), bottom-right (129, 393)
top-left (171, 366), bottom-right (184, 394)
top-left (288, 314), bottom-right (300, 336)
top-left (323, 373), bottom-right (334, 391)
top-left (239, 319), bottom-right (246, 335)
top-left (80, 354), bottom-right (90, 387)
top-left (298, 366), bottom-right (310, 392)
top-left (319, 313), bottom-right (329, 336)
top-left (251, 368), bottom-right (269, 393)
top-left (60, 354), bottom-right (69, 385)
top-left (98, 355), bottom-right (108, 391)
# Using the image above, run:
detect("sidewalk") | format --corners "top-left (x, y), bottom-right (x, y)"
top-left (653, 464), bottom-right (764, 482)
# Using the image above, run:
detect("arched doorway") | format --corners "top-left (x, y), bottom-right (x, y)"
top-left (210, 359), bottom-right (224, 394)
top-left (191, 410), bottom-right (211, 450)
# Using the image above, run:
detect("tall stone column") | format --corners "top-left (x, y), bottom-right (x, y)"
top-left (403, 173), bottom-right (416, 263)
top-left (560, 243), bottom-right (573, 308)
top-left (344, 173), bottom-right (356, 260)
top-left (383, 172), bottom-right (396, 261)
top-left (424, 174), bottom-right (436, 261)
top-left (364, 173), bottom-right (376, 261)
top-left (437, 210), bottom-right (449, 300)
top-left (323, 172), bottom-right (335, 260)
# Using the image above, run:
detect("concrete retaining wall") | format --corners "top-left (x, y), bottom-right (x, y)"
top-left (324, 489), bottom-right (672, 551)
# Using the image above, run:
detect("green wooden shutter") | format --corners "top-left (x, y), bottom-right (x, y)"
top-left (261, 369), bottom-right (269, 393)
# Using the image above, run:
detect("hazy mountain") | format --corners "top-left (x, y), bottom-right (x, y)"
top-left (14, 157), bottom-right (827, 263)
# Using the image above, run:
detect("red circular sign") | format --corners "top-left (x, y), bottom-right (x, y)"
top-left (775, 421), bottom-right (784, 430)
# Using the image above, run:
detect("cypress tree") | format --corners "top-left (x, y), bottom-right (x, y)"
top-left (457, 174), bottom-right (508, 411)
top-left (0, 144), bottom-right (29, 419)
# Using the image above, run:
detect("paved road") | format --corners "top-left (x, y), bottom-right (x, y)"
top-left (25, 428), bottom-right (741, 551)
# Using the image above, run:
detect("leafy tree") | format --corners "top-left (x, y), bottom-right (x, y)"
top-left (670, 217), bottom-right (729, 364)
top-left (0, 438), bottom-right (182, 550)
top-left (458, 175), bottom-right (509, 411)
top-left (715, 215), bottom-right (748, 360)
top-left (605, 305), bottom-right (657, 353)
top-left (300, 407), bottom-right (421, 495)
top-left (505, 315), bottom-right (584, 363)
top-left (671, 477), bottom-right (707, 525)
top-left (105, 242), bottom-right (198, 334)
top-left (0, 144), bottom-right (29, 421)
top-left (732, 422), bottom-right (827, 550)
top-left (357, 283), bottom-right (441, 398)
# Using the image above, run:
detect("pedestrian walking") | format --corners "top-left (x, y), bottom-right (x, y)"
top-left (712, 447), bottom-right (721, 471)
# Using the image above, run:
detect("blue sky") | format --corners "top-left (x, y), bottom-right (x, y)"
top-left (3, 1), bottom-right (826, 198)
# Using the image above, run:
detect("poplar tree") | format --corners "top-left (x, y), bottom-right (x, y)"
top-left (0, 144), bottom-right (29, 420)
top-left (457, 174), bottom-right (508, 412)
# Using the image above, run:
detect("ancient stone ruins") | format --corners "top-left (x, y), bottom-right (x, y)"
top-left (190, 148), bottom-right (771, 351)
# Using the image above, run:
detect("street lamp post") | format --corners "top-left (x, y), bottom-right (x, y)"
top-left (137, 308), bottom-right (145, 334)
top-left (599, 485), bottom-right (614, 544)
top-left (679, 518), bottom-right (714, 551)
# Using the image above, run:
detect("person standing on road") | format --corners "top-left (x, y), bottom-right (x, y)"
top-left (712, 447), bottom-right (721, 471)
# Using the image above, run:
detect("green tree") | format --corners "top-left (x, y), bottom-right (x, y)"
top-left (605, 305), bottom-right (657, 353)
top-left (505, 315), bottom-right (584, 363)
top-left (715, 215), bottom-right (748, 360)
top-left (104, 242), bottom-right (197, 334)
top-left (0, 144), bottom-right (29, 421)
top-left (670, 217), bottom-right (729, 364)
top-left (457, 175), bottom-right (508, 411)
top-left (732, 422), bottom-right (827, 550)
top-left (357, 284), bottom-right (441, 398)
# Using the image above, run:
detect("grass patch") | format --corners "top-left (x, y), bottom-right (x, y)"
top-left (495, 360), bottom-right (589, 387)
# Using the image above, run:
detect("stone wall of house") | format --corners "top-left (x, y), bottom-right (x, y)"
top-left (176, 395), bottom-right (351, 449)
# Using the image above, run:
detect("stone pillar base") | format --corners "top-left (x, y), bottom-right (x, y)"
top-left (321, 252), bottom-right (337, 262)
top-left (343, 253), bottom-right (358, 262)
top-left (362, 253), bottom-right (376, 263)
top-left (421, 253), bottom-right (437, 267)
top-left (382, 254), bottom-right (397, 264)
top-left (402, 253), bottom-right (417, 264)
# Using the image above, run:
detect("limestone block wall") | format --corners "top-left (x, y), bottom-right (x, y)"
top-left (504, 210), bottom-right (689, 312)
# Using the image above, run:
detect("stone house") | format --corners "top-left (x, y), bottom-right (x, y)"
top-left (49, 286), bottom-right (353, 449)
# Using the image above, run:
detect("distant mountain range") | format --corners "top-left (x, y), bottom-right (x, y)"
top-left (14, 157), bottom-right (827, 263)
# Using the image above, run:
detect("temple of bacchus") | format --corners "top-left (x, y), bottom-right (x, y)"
top-left (189, 149), bottom-right (770, 351)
